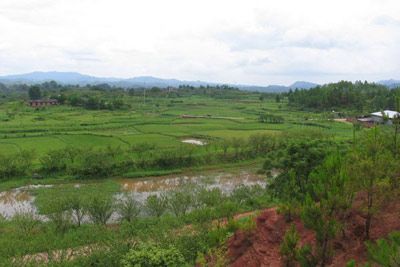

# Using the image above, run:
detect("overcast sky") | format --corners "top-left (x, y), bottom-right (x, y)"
top-left (0, 0), bottom-right (399, 85)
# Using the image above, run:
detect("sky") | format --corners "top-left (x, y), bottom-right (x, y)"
top-left (0, 0), bottom-right (400, 86)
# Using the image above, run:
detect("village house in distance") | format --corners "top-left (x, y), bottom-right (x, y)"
top-left (358, 110), bottom-right (400, 125)
top-left (28, 99), bottom-right (58, 107)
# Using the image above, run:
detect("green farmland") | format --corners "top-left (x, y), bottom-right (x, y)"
top-left (0, 95), bottom-right (352, 157)
top-left (0, 83), bottom-right (398, 267)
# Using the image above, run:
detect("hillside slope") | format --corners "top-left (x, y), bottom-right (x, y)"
top-left (227, 195), bottom-right (400, 266)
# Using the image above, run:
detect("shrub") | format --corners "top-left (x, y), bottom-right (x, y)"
top-left (366, 231), bottom-right (400, 267)
top-left (0, 150), bottom-right (34, 179)
top-left (145, 194), bottom-right (168, 217)
top-left (196, 188), bottom-right (223, 208)
top-left (216, 200), bottom-right (239, 221)
top-left (297, 244), bottom-right (318, 267)
top-left (69, 148), bottom-right (119, 178)
top-left (168, 189), bottom-right (193, 217)
top-left (62, 242), bottom-right (130, 267)
top-left (230, 184), bottom-right (265, 209)
top-left (121, 243), bottom-right (185, 267)
top-left (86, 196), bottom-right (114, 225)
top-left (117, 193), bottom-right (141, 223)
top-left (12, 212), bottom-right (40, 236)
top-left (277, 202), bottom-right (299, 223)
top-left (280, 224), bottom-right (300, 267)
top-left (40, 149), bottom-right (69, 173)
top-left (188, 207), bottom-right (215, 228)
top-left (172, 233), bottom-right (208, 264)
top-left (48, 211), bottom-right (72, 233)
top-left (67, 195), bottom-right (86, 227)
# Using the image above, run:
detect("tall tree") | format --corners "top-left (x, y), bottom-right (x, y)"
top-left (301, 154), bottom-right (353, 266)
top-left (28, 86), bottom-right (42, 100)
top-left (347, 127), bottom-right (393, 240)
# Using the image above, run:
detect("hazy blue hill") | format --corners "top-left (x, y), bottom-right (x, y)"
top-left (0, 71), bottom-right (320, 92)
top-left (0, 71), bottom-right (120, 85)
top-left (378, 79), bottom-right (400, 89)
top-left (0, 72), bottom-right (215, 88)
top-left (289, 81), bottom-right (319, 89)
top-left (239, 85), bottom-right (289, 93)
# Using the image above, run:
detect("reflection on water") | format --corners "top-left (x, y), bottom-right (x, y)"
top-left (0, 171), bottom-right (266, 220)
top-left (118, 171), bottom-right (266, 204)
top-left (0, 190), bottom-right (37, 218)
top-left (0, 184), bottom-right (53, 219)
top-left (0, 191), bottom-right (31, 204)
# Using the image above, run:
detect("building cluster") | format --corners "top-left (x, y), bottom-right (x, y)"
top-left (357, 110), bottom-right (400, 125)
top-left (28, 99), bottom-right (58, 107)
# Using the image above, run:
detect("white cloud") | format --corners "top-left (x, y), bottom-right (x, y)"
top-left (0, 0), bottom-right (399, 85)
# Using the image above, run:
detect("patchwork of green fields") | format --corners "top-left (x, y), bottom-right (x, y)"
top-left (0, 95), bottom-right (353, 156)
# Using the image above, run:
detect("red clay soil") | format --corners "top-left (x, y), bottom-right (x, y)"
top-left (227, 196), bottom-right (400, 267)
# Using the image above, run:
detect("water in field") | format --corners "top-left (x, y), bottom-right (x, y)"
top-left (181, 139), bottom-right (206, 145)
top-left (118, 171), bottom-right (265, 203)
top-left (0, 190), bottom-right (35, 218)
top-left (0, 171), bottom-right (266, 221)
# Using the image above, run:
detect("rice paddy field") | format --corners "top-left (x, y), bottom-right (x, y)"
top-left (0, 94), bottom-right (353, 157)
top-left (0, 91), bottom-right (357, 265)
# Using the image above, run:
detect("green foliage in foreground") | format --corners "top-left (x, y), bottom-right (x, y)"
top-left (272, 126), bottom-right (400, 266)
top-left (0, 180), bottom-right (272, 266)
top-left (280, 224), bottom-right (300, 267)
top-left (121, 243), bottom-right (186, 267)
top-left (366, 231), bottom-right (400, 267)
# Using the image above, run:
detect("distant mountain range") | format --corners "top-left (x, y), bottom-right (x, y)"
top-left (1, 71), bottom-right (397, 92)
top-left (0, 71), bottom-right (322, 92)
top-left (377, 79), bottom-right (400, 89)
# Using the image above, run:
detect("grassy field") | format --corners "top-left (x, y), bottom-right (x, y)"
top-left (0, 91), bottom-right (368, 266)
top-left (0, 95), bottom-right (353, 157)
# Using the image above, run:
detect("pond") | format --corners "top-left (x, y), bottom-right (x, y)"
top-left (0, 185), bottom-right (52, 220)
top-left (0, 171), bottom-right (266, 221)
top-left (181, 139), bottom-right (206, 145)
top-left (118, 171), bottom-right (265, 203)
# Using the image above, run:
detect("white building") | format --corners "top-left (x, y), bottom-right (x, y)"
top-left (370, 110), bottom-right (400, 124)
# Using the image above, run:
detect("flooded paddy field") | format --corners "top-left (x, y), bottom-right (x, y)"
top-left (0, 170), bottom-right (266, 222)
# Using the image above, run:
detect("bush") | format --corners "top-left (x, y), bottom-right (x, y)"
top-left (277, 202), bottom-right (299, 223)
top-left (121, 243), bottom-right (185, 267)
top-left (171, 233), bottom-right (209, 264)
top-left (69, 148), bottom-right (121, 178)
top-left (62, 241), bottom-right (130, 267)
top-left (366, 231), bottom-right (400, 266)
top-left (216, 200), bottom-right (239, 221)
top-left (68, 195), bottom-right (86, 227)
top-left (145, 194), bottom-right (168, 217)
top-left (230, 184), bottom-right (265, 209)
top-left (280, 224), bottom-right (299, 267)
top-left (117, 193), bottom-right (141, 223)
top-left (40, 149), bottom-right (69, 173)
top-left (297, 244), bottom-right (318, 267)
top-left (12, 212), bottom-right (40, 236)
top-left (86, 196), bottom-right (114, 225)
top-left (168, 189), bottom-right (193, 217)
top-left (48, 211), bottom-right (73, 234)
top-left (46, 197), bottom-right (72, 233)
top-left (0, 150), bottom-right (34, 179)
top-left (196, 187), bottom-right (223, 208)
